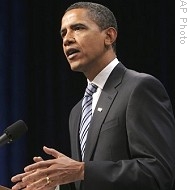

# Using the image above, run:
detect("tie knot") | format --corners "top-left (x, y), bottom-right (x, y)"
top-left (85, 83), bottom-right (98, 97)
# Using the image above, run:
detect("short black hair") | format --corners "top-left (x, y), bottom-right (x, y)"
top-left (65, 2), bottom-right (118, 52)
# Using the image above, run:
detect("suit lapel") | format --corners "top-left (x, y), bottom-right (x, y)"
top-left (84, 63), bottom-right (126, 161)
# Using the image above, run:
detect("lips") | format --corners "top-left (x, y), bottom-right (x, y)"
top-left (66, 48), bottom-right (80, 58)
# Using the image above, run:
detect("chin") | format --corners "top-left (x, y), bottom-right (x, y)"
top-left (69, 59), bottom-right (87, 73)
top-left (70, 63), bottom-right (82, 72)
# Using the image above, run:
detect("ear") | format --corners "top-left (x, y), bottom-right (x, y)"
top-left (104, 27), bottom-right (117, 47)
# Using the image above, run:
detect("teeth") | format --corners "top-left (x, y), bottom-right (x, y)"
top-left (67, 49), bottom-right (79, 56)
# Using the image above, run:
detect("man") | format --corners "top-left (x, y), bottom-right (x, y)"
top-left (11, 2), bottom-right (175, 190)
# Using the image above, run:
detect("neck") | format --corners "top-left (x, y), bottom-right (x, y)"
top-left (84, 53), bottom-right (116, 81)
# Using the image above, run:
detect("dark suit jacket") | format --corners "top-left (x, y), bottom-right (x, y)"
top-left (69, 63), bottom-right (175, 190)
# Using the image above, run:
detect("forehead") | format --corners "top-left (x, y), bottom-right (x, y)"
top-left (61, 8), bottom-right (95, 27)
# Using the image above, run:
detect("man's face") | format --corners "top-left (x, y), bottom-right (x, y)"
top-left (61, 8), bottom-right (107, 76)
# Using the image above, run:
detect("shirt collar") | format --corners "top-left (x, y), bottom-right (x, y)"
top-left (88, 58), bottom-right (119, 90)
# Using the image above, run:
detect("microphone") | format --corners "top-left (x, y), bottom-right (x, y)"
top-left (0, 120), bottom-right (28, 147)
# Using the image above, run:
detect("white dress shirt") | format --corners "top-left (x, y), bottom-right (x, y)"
top-left (88, 58), bottom-right (119, 114)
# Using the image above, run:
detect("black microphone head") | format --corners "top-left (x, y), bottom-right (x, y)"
top-left (4, 120), bottom-right (28, 143)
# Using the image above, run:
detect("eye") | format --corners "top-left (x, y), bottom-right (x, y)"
top-left (73, 24), bottom-right (86, 31)
top-left (60, 30), bottom-right (66, 39)
top-left (74, 26), bottom-right (83, 31)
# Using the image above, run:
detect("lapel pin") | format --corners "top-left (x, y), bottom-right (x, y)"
top-left (97, 107), bottom-right (103, 112)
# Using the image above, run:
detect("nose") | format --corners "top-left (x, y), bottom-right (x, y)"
top-left (63, 35), bottom-right (76, 46)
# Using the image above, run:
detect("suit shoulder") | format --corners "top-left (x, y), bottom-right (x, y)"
top-left (126, 68), bottom-right (156, 80)
top-left (125, 68), bottom-right (164, 87)
top-left (120, 68), bottom-right (170, 100)
top-left (122, 68), bottom-right (173, 101)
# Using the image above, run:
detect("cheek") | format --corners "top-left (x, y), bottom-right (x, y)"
top-left (82, 37), bottom-right (104, 54)
top-left (62, 43), bottom-right (66, 55)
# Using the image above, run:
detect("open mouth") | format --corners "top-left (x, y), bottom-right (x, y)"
top-left (66, 48), bottom-right (80, 58)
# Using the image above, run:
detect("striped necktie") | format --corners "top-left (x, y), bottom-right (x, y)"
top-left (79, 83), bottom-right (98, 160)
